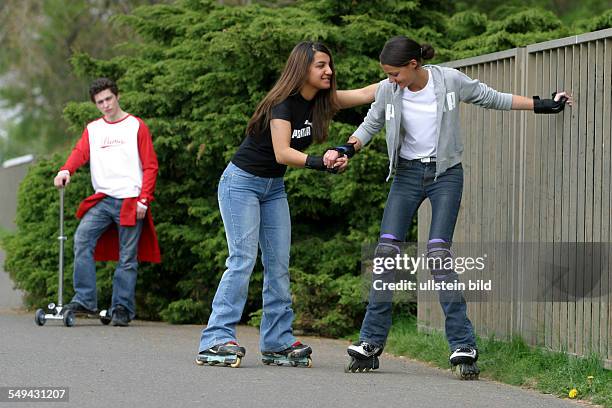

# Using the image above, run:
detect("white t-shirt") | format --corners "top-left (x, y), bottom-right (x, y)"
top-left (399, 69), bottom-right (438, 160)
top-left (87, 115), bottom-right (144, 199)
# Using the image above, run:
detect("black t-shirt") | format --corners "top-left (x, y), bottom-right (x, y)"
top-left (232, 93), bottom-right (314, 178)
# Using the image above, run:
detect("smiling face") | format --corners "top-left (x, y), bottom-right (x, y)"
top-left (93, 89), bottom-right (121, 120)
top-left (381, 59), bottom-right (418, 89)
top-left (305, 51), bottom-right (333, 91)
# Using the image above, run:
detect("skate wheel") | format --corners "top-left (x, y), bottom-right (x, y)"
top-left (63, 310), bottom-right (75, 327)
top-left (35, 309), bottom-right (46, 326)
top-left (99, 310), bottom-right (111, 325)
top-left (306, 357), bottom-right (313, 368)
top-left (345, 358), bottom-right (356, 373)
top-left (195, 358), bottom-right (205, 366)
top-left (460, 372), bottom-right (479, 381)
top-left (456, 363), bottom-right (480, 380)
top-left (229, 357), bottom-right (241, 368)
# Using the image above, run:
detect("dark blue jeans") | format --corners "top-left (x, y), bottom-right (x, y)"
top-left (359, 158), bottom-right (477, 351)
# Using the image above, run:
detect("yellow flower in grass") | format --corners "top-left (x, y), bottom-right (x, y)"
top-left (568, 388), bottom-right (578, 399)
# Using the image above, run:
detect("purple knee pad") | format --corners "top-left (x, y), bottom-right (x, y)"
top-left (427, 238), bottom-right (453, 279)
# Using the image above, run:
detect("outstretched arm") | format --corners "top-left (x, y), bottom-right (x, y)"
top-left (511, 91), bottom-right (573, 111)
top-left (336, 83), bottom-right (379, 109)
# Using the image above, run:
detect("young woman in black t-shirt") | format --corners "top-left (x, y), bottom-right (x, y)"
top-left (196, 41), bottom-right (377, 368)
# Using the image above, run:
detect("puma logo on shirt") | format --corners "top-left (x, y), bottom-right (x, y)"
top-left (292, 126), bottom-right (311, 139)
top-left (292, 120), bottom-right (312, 139)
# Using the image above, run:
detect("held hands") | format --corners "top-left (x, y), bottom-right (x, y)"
top-left (323, 149), bottom-right (348, 173)
top-left (305, 154), bottom-right (348, 173)
top-left (331, 155), bottom-right (349, 173)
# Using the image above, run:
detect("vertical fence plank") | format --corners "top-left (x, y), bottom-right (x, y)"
top-left (592, 39), bottom-right (604, 356)
top-left (551, 47), bottom-right (563, 352)
top-left (524, 51), bottom-right (537, 345)
top-left (569, 42), bottom-right (581, 356)
top-left (555, 47), bottom-right (571, 350)
top-left (603, 38), bottom-right (612, 366)
top-left (578, 39), bottom-right (593, 354)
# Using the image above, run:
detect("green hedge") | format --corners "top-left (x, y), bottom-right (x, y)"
top-left (4, 0), bottom-right (610, 335)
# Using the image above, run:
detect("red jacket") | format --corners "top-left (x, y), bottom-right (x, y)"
top-left (61, 114), bottom-right (161, 263)
top-left (76, 194), bottom-right (161, 263)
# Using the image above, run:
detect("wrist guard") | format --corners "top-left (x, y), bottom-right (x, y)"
top-left (533, 92), bottom-right (567, 114)
top-left (305, 155), bottom-right (326, 171)
top-left (334, 142), bottom-right (356, 158)
top-left (305, 155), bottom-right (339, 173)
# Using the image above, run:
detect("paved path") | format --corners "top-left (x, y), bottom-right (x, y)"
top-left (0, 311), bottom-right (584, 408)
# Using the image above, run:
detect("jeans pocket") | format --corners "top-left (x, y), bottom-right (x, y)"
top-left (218, 174), bottom-right (229, 202)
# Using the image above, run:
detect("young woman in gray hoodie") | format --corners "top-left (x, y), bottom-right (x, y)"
top-left (325, 36), bottom-right (571, 378)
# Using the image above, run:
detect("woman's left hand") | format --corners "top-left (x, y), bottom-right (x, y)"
top-left (333, 156), bottom-right (349, 173)
top-left (555, 91), bottom-right (573, 106)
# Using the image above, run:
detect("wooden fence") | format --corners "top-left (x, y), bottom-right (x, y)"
top-left (416, 28), bottom-right (612, 368)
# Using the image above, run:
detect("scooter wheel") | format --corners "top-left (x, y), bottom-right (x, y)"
top-left (35, 309), bottom-right (46, 326)
top-left (63, 310), bottom-right (75, 327)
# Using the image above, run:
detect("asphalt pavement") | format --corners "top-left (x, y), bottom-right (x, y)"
top-left (0, 310), bottom-right (586, 408)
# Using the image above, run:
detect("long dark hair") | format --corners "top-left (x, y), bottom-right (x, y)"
top-left (379, 36), bottom-right (435, 66)
top-left (246, 41), bottom-right (339, 143)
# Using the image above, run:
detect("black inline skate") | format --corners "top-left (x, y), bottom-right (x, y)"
top-left (449, 347), bottom-right (479, 380)
top-left (195, 341), bottom-right (246, 368)
top-left (261, 341), bottom-right (312, 368)
top-left (345, 341), bottom-right (383, 373)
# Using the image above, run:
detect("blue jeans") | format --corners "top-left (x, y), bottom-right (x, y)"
top-left (199, 162), bottom-right (296, 353)
top-left (360, 158), bottom-right (477, 351)
top-left (71, 196), bottom-right (143, 319)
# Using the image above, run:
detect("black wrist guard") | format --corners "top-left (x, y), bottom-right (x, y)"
top-left (533, 92), bottom-right (567, 114)
top-left (334, 142), bottom-right (356, 158)
top-left (305, 155), bottom-right (326, 171)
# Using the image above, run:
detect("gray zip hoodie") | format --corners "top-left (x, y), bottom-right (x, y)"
top-left (353, 64), bottom-right (513, 180)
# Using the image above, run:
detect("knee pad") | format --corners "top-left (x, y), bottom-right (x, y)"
top-left (372, 234), bottom-right (401, 277)
top-left (371, 235), bottom-right (401, 302)
top-left (375, 234), bottom-right (401, 259)
top-left (427, 239), bottom-right (454, 279)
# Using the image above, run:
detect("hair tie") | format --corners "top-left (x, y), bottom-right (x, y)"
top-left (420, 47), bottom-right (423, 57)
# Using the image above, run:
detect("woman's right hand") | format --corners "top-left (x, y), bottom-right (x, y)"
top-left (53, 171), bottom-right (70, 188)
top-left (323, 149), bottom-right (340, 168)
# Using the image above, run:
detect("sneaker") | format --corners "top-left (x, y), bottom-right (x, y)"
top-left (62, 301), bottom-right (97, 315)
top-left (199, 341), bottom-right (246, 357)
top-left (111, 305), bottom-right (131, 327)
top-left (449, 347), bottom-right (478, 365)
top-left (347, 341), bottom-right (383, 359)
top-left (262, 341), bottom-right (312, 359)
